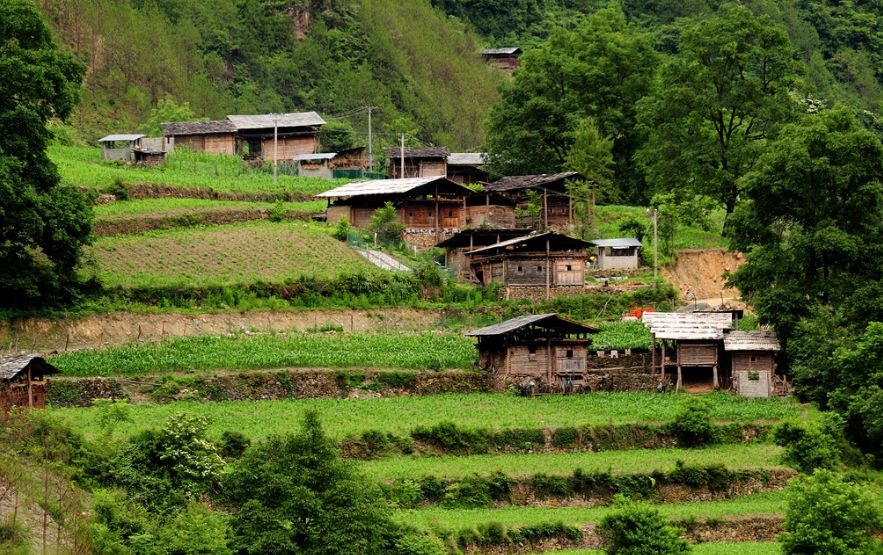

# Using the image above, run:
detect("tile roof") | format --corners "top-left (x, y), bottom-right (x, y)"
top-left (485, 172), bottom-right (581, 192)
top-left (161, 120), bottom-right (236, 136)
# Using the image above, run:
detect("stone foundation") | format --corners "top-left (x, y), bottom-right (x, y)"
top-left (505, 284), bottom-right (586, 301)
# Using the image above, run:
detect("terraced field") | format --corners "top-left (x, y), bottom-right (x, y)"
top-left (84, 220), bottom-right (373, 287)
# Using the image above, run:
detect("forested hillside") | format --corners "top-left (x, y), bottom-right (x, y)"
top-left (35, 0), bottom-right (502, 150)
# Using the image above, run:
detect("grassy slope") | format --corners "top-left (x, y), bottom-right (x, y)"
top-left (358, 444), bottom-right (785, 480)
top-left (84, 220), bottom-right (371, 288)
top-left (47, 392), bottom-right (809, 441)
top-left (48, 332), bottom-right (476, 376)
top-left (94, 198), bottom-right (326, 220)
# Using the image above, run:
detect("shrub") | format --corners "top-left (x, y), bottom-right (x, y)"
top-left (780, 470), bottom-right (883, 555)
top-left (377, 371), bottom-right (418, 389)
top-left (333, 216), bottom-right (350, 241)
top-left (411, 422), bottom-right (489, 454)
top-left (268, 200), bottom-right (286, 222)
top-left (509, 521), bottom-right (582, 544)
top-left (598, 496), bottom-right (690, 554)
top-left (493, 428), bottom-right (545, 451)
top-left (669, 397), bottom-right (716, 447)
top-left (552, 426), bottom-right (579, 448)
top-left (393, 530), bottom-right (446, 555)
top-left (773, 421), bottom-right (840, 473)
top-left (219, 430), bottom-right (251, 460)
top-left (443, 476), bottom-right (492, 508)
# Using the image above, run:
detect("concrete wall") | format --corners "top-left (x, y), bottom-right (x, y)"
top-left (102, 148), bottom-right (134, 162)
top-left (734, 370), bottom-right (772, 398)
top-left (597, 249), bottom-right (640, 270)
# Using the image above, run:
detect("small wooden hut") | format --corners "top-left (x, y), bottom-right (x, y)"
top-left (642, 312), bottom-right (734, 392)
top-left (436, 228), bottom-right (530, 281)
top-left (480, 47), bottom-right (522, 71)
top-left (227, 112), bottom-right (325, 160)
top-left (484, 172), bottom-right (583, 229)
top-left (724, 331), bottom-right (781, 398)
top-left (0, 355), bottom-right (58, 412)
top-left (161, 121), bottom-right (237, 155)
top-left (447, 153), bottom-right (490, 185)
top-left (466, 231), bottom-right (590, 300)
top-left (466, 313), bottom-right (598, 388)
top-left (590, 238), bottom-right (643, 270)
top-left (385, 147), bottom-right (450, 179)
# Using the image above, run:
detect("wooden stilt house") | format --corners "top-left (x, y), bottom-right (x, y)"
top-left (0, 355), bottom-right (59, 413)
top-left (466, 313), bottom-right (598, 389)
top-left (484, 172), bottom-right (583, 230)
top-left (436, 228), bottom-right (531, 282)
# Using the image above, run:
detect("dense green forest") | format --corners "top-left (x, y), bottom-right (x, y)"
top-left (35, 0), bottom-right (502, 150)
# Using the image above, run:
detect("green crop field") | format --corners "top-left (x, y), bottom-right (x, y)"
top-left (591, 320), bottom-right (652, 350)
top-left (94, 198), bottom-right (326, 220)
top-left (51, 145), bottom-right (342, 194)
top-left (83, 220), bottom-right (373, 288)
top-left (392, 491), bottom-right (787, 530)
top-left (49, 331), bottom-right (476, 376)
top-left (359, 444), bottom-right (784, 480)
top-left (47, 392), bottom-right (809, 441)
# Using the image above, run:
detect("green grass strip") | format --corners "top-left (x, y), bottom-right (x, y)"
top-left (392, 491), bottom-right (786, 530)
top-left (547, 543), bottom-right (781, 555)
top-left (358, 444), bottom-right (784, 480)
top-left (47, 392), bottom-right (808, 441)
top-left (49, 331), bottom-right (476, 376)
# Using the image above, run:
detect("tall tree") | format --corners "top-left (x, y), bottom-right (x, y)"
top-left (0, 0), bottom-right (90, 306)
top-left (636, 2), bottom-right (799, 215)
top-left (484, 7), bottom-right (657, 203)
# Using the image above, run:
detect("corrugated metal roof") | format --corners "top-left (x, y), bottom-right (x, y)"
top-left (448, 152), bottom-right (485, 166)
top-left (98, 134), bottom-right (144, 142)
top-left (0, 355), bottom-right (59, 381)
top-left (465, 313), bottom-right (597, 337)
top-left (591, 238), bottom-right (643, 249)
top-left (384, 147), bottom-right (450, 159)
top-left (161, 120), bottom-right (236, 136)
top-left (642, 312), bottom-right (734, 340)
top-left (724, 330), bottom-right (780, 351)
top-left (485, 172), bottom-right (581, 192)
top-left (466, 231), bottom-right (590, 255)
top-left (296, 152), bottom-right (336, 161)
top-left (482, 47), bottom-right (522, 55)
top-left (227, 112), bottom-right (326, 130)
top-left (315, 177), bottom-right (471, 198)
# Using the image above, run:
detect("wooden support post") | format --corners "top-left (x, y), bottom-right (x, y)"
top-left (27, 365), bottom-right (33, 408)
top-left (545, 238), bottom-right (551, 300)
top-left (651, 333), bottom-right (656, 376)
top-left (713, 365), bottom-right (719, 389)
top-left (661, 341), bottom-right (666, 375)
top-left (568, 194), bottom-right (573, 227)
top-left (434, 183), bottom-right (440, 238)
top-left (546, 333), bottom-right (552, 387)
top-left (543, 189), bottom-right (549, 230)
top-left (676, 365), bottom-right (683, 392)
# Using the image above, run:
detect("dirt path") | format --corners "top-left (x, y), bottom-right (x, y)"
top-left (0, 308), bottom-right (442, 356)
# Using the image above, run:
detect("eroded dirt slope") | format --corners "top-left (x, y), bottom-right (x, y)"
top-left (662, 249), bottom-right (744, 302)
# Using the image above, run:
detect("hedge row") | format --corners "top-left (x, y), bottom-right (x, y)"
top-left (340, 421), bottom-right (771, 459)
top-left (382, 463), bottom-right (783, 508)
top-left (442, 521), bottom-right (583, 551)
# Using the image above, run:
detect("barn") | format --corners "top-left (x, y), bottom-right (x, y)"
top-left (484, 172), bottom-right (583, 230)
top-left (466, 231), bottom-right (590, 300)
top-left (0, 355), bottom-right (58, 413)
top-left (466, 313), bottom-right (597, 390)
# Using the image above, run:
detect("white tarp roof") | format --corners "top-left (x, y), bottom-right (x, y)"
top-left (98, 134), bottom-right (144, 142)
top-left (227, 112), bottom-right (326, 130)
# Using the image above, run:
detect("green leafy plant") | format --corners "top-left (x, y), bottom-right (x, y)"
top-left (598, 496), bottom-right (690, 554)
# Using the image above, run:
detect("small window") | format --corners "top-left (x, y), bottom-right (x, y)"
top-left (566, 349), bottom-right (574, 358)
top-left (566, 264), bottom-right (572, 271)
top-left (750, 355), bottom-right (757, 363)
top-left (536, 265), bottom-right (543, 273)
top-left (448, 210), bottom-right (454, 217)
top-left (517, 265), bottom-right (523, 273)
top-left (528, 346), bottom-right (537, 361)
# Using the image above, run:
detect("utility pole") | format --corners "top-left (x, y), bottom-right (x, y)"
top-left (653, 208), bottom-right (658, 279)
top-left (367, 106), bottom-right (373, 173)
top-left (273, 115), bottom-right (279, 186)
top-left (400, 132), bottom-right (405, 179)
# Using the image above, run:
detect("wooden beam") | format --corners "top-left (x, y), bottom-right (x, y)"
top-left (676, 364), bottom-right (682, 393)
top-left (546, 237), bottom-right (551, 300)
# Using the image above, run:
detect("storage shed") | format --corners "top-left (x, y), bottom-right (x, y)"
top-left (481, 47), bottom-right (522, 71)
top-left (160, 120), bottom-right (237, 155)
top-left (436, 228), bottom-right (530, 282)
top-left (642, 312), bottom-right (735, 392)
top-left (467, 231), bottom-right (590, 300)
top-left (447, 153), bottom-right (490, 185)
top-left (590, 238), bottom-right (643, 270)
top-left (0, 355), bottom-right (58, 413)
top-left (484, 172), bottom-right (583, 230)
top-left (98, 134), bottom-right (145, 162)
top-left (466, 313), bottom-right (598, 388)
top-left (385, 147), bottom-right (450, 179)
top-left (317, 176), bottom-right (473, 231)
top-left (724, 331), bottom-right (781, 398)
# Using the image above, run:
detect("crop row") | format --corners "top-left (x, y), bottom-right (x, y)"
top-left (94, 198), bottom-right (325, 220)
top-left (49, 331), bottom-right (477, 376)
top-left (85, 220), bottom-right (373, 288)
top-left (46, 392), bottom-right (810, 441)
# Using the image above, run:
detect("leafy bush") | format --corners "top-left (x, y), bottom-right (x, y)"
top-left (598, 496), bottom-right (690, 554)
top-left (411, 422), bottom-right (490, 455)
top-left (552, 427), bottom-right (579, 448)
top-left (781, 470), bottom-right (883, 555)
top-left (773, 421), bottom-right (840, 473)
top-left (668, 397), bottom-right (716, 447)
top-left (393, 530), bottom-right (446, 555)
top-left (370, 202), bottom-right (405, 245)
top-left (333, 216), bottom-right (350, 241)
top-left (219, 430), bottom-right (251, 460)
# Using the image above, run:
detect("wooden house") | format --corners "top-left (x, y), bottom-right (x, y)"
top-left (436, 228), bottom-right (530, 281)
top-left (465, 313), bottom-right (598, 389)
top-left (317, 176), bottom-right (473, 231)
top-left (724, 331), bottom-right (781, 398)
top-left (590, 238), bottom-right (643, 270)
top-left (484, 172), bottom-right (583, 229)
top-left (481, 47), bottom-right (522, 71)
top-left (463, 192), bottom-right (517, 228)
top-left (160, 120), bottom-right (237, 155)
top-left (447, 153), bottom-right (491, 185)
top-left (162, 112), bottom-right (325, 161)
top-left (0, 355), bottom-right (58, 413)
top-left (466, 231), bottom-right (590, 300)
top-left (385, 147), bottom-right (450, 179)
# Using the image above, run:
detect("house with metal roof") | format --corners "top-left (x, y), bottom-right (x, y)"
top-left (480, 47), bottom-right (522, 71)
top-left (98, 134), bottom-right (145, 162)
top-left (436, 227), bottom-right (529, 282)
top-left (466, 231), bottom-right (591, 300)
top-left (466, 313), bottom-right (597, 389)
top-left (0, 355), bottom-right (58, 412)
top-left (590, 238), bottom-right (643, 270)
top-left (484, 172), bottom-right (584, 230)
